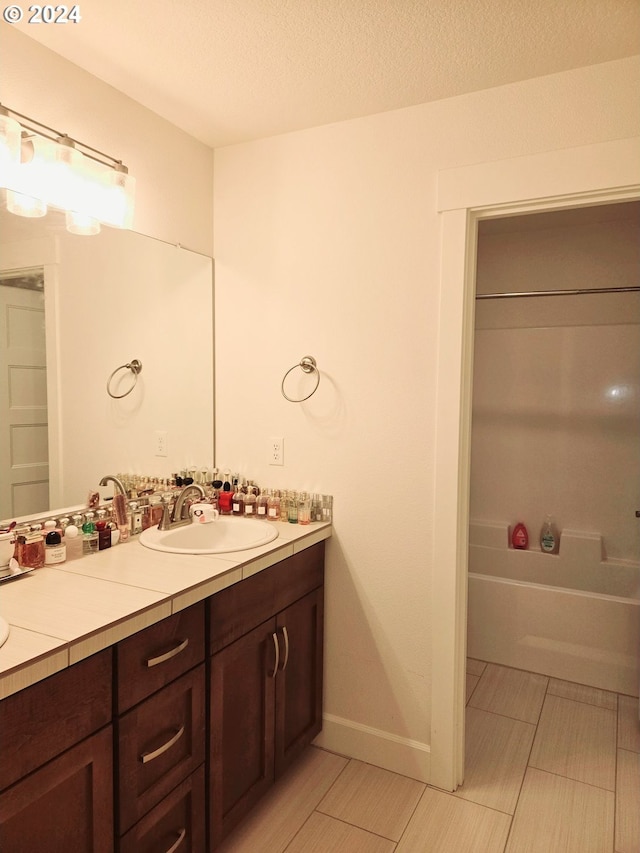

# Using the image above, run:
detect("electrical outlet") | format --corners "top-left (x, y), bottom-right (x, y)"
top-left (155, 430), bottom-right (168, 457)
top-left (269, 436), bottom-right (284, 466)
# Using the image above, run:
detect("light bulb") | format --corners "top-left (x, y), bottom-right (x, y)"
top-left (0, 110), bottom-right (22, 189)
top-left (66, 210), bottom-right (101, 235)
top-left (5, 135), bottom-right (53, 217)
top-left (6, 189), bottom-right (47, 217)
top-left (97, 164), bottom-right (135, 228)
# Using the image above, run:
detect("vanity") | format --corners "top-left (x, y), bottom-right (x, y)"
top-left (0, 521), bottom-right (330, 852)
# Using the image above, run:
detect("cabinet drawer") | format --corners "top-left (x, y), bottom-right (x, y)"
top-left (210, 541), bottom-right (325, 653)
top-left (117, 601), bottom-right (205, 712)
top-left (0, 649), bottom-right (112, 791)
top-left (120, 765), bottom-right (205, 853)
top-left (118, 664), bottom-right (206, 834)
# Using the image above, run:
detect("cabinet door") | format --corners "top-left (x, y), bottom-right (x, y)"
top-left (0, 726), bottom-right (113, 853)
top-left (275, 587), bottom-right (324, 777)
top-left (209, 618), bottom-right (277, 847)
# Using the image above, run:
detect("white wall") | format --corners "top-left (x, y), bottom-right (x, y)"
top-left (213, 57), bottom-right (640, 778)
top-left (0, 27), bottom-right (213, 254)
top-left (472, 213), bottom-right (640, 562)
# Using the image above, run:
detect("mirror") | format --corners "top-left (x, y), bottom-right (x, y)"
top-left (0, 206), bottom-right (214, 521)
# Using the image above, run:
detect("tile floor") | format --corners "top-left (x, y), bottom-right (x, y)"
top-left (219, 660), bottom-right (640, 853)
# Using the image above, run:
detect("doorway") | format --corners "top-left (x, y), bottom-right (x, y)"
top-left (468, 202), bottom-right (640, 689)
top-left (430, 136), bottom-right (640, 792)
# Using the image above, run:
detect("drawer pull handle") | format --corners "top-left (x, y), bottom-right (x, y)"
top-left (145, 637), bottom-right (189, 668)
top-left (280, 626), bottom-right (290, 671)
top-left (140, 725), bottom-right (185, 764)
top-left (269, 631), bottom-right (279, 678)
top-left (164, 827), bottom-right (186, 853)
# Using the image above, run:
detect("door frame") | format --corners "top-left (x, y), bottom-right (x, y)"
top-left (429, 136), bottom-right (640, 792)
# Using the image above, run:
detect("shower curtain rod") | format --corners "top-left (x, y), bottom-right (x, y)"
top-left (476, 286), bottom-right (640, 300)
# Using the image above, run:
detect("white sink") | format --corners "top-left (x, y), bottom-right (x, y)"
top-left (0, 616), bottom-right (9, 649)
top-left (139, 517), bottom-right (278, 555)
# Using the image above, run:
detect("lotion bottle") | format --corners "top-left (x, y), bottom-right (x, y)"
top-left (63, 524), bottom-right (84, 560)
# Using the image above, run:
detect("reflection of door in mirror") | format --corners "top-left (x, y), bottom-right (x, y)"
top-left (0, 270), bottom-right (49, 518)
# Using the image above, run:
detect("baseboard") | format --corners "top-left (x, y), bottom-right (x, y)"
top-left (313, 713), bottom-right (431, 783)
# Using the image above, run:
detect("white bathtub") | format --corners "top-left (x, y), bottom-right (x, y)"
top-left (467, 523), bottom-right (640, 696)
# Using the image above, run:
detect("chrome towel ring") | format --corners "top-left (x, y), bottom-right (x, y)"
top-left (107, 359), bottom-right (142, 399)
top-left (281, 355), bottom-right (320, 402)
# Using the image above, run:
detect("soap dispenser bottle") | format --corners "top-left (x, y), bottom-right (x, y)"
top-left (540, 515), bottom-right (559, 554)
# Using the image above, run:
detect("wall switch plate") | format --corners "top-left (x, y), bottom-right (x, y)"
top-left (269, 436), bottom-right (284, 466)
top-left (155, 430), bottom-right (168, 457)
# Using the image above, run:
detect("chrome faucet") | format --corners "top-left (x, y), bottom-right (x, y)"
top-left (99, 475), bottom-right (128, 498)
top-left (158, 483), bottom-right (206, 531)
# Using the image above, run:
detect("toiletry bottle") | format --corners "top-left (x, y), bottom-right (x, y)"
top-left (96, 520), bottom-right (111, 550)
top-left (148, 494), bottom-right (164, 526)
top-left (64, 525), bottom-right (84, 560)
top-left (128, 501), bottom-right (143, 535)
top-left (257, 489), bottom-right (270, 519)
top-left (44, 530), bottom-right (66, 565)
top-left (287, 491), bottom-right (299, 524)
top-left (267, 490), bottom-right (281, 521)
top-left (244, 486), bottom-right (257, 517)
top-left (298, 491), bottom-right (311, 525)
top-left (15, 528), bottom-right (45, 569)
top-left (321, 495), bottom-right (333, 523)
top-left (112, 493), bottom-right (130, 542)
top-left (232, 483), bottom-right (244, 517)
top-left (218, 473), bottom-right (233, 514)
top-left (43, 519), bottom-right (58, 537)
top-left (511, 522), bottom-right (528, 550)
top-left (82, 513), bottom-right (99, 555)
top-left (311, 494), bottom-right (322, 522)
top-left (540, 515), bottom-right (559, 554)
top-left (279, 490), bottom-right (289, 522)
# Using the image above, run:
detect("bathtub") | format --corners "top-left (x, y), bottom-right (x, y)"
top-left (467, 522), bottom-right (640, 696)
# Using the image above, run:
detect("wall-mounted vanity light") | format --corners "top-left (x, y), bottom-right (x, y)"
top-left (0, 103), bottom-right (135, 235)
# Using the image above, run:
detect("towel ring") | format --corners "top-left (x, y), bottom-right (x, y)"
top-left (281, 355), bottom-right (320, 402)
top-left (107, 359), bottom-right (142, 399)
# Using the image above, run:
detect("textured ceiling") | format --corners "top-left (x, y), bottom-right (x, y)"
top-left (10, 0), bottom-right (640, 147)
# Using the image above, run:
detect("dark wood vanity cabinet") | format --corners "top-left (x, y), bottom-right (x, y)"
top-left (0, 540), bottom-right (325, 852)
top-left (0, 650), bottom-right (114, 853)
top-left (209, 542), bottom-right (325, 848)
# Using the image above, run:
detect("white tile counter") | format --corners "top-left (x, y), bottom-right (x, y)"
top-left (0, 520), bottom-right (331, 699)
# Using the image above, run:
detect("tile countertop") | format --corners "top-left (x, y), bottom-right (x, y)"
top-left (0, 520), bottom-right (331, 700)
